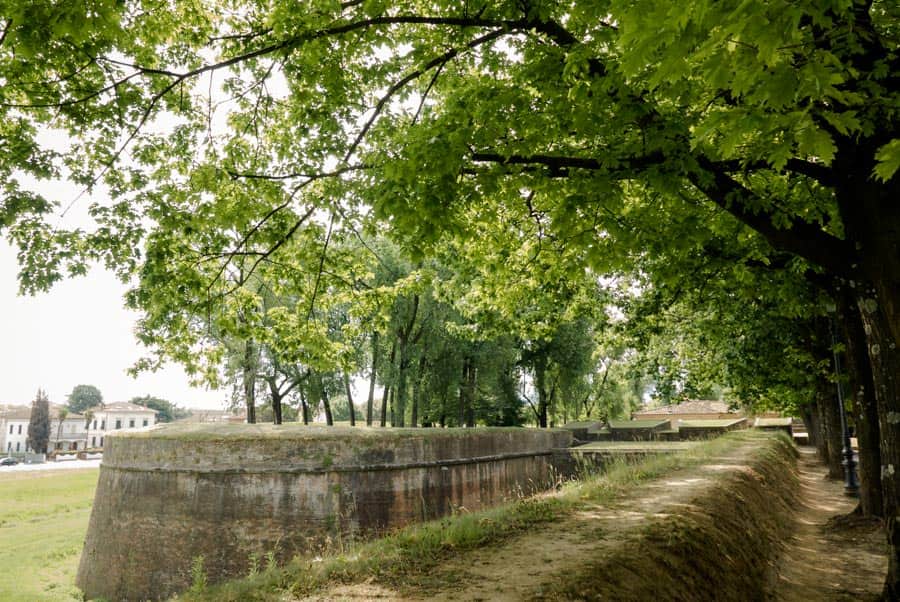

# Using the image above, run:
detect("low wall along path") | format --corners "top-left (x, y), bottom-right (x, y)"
top-left (75, 424), bottom-right (571, 601)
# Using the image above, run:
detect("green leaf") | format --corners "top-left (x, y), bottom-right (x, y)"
top-left (873, 139), bottom-right (900, 182)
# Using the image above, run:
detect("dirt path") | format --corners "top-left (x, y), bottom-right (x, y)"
top-left (304, 441), bottom-right (762, 601)
top-left (768, 446), bottom-right (886, 601)
top-left (302, 442), bottom-right (887, 601)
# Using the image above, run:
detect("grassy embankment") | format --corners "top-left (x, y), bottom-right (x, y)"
top-left (0, 468), bottom-right (98, 602)
top-left (179, 431), bottom-right (791, 601)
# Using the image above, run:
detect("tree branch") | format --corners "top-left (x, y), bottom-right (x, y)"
top-left (344, 27), bottom-right (508, 162)
top-left (690, 157), bottom-right (857, 278)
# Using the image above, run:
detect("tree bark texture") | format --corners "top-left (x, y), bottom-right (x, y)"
top-left (840, 290), bottom-right (884, 517)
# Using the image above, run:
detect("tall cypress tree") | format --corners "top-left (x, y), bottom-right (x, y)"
top-left (27, 389), bottom-right (51, 454)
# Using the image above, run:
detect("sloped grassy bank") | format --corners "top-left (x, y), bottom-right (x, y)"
top-left (174, 432), bottom-right (797, 601)
top-left (551, 433), bottom-right (800, 601)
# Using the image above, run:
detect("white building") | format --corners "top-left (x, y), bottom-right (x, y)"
top-left (1, 404), bottom-right (89, 453)
top-left (86, 402), bottom-right (158, 449)
top-left (48, 405), bottom-right (88, 451)
top-left (1, 406), bottom-right (31, 454)
top-left (2, 401), bottom-right (158, 453)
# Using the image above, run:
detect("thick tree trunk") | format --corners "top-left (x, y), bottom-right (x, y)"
top-left (366, 332), bottom-right (378, 426)
top-left (266, 377), bottom-right (283, 425)
top-left (857, 295), bottom-right (900, 599)
top-left (344, 373), bottom-right (356, 427)
top-left (272, 393), bottom-right (283, 425)
top-left (299, 387), bottom-right (309, 425)
top-left (831, 130), bottom-right (900, 597)
top-left (840, 291), bottom-right (884, 517)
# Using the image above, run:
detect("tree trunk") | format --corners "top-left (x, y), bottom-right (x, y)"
top-left (366, 332), bottom-right (378, 426)
top-left (299, 387), bottom-right (309, 425)
top-left (243, 340), bottom-right (256, 424)
top-left (380, 340), bottom-right (396, 427)
top-left (395, 346), bottom-right (408, 427)
top-left (535, 359), bottom-right (549, 428)
top-left (840, 291), bottom-right (883, 517)
top-left (322, 384), bottom-right (334, 426)
top-left (458, 357), bottom-right (471, 427)
top-left (380, 384), bottom-right (390, 427)
top-left (816, 378), bottom-right (845, 480)
top-left (856, 294), bottom-right (900, 598)
top-left (831, 131), bottom-right (900, 597)
top-left (344, 373), bottom-right (356, 427)
top-left (411, 355), bottom-right (426, 428)
top-left (466, 360), bottom-right (477, 427)
top-left (267, 378), bottom-right (283, 425)
top-left (800, 402), bottom-right (821, 450)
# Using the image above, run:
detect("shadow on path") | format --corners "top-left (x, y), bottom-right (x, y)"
top-left (769, 446), bottom-right (886, 601)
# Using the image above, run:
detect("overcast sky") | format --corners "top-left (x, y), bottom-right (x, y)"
top-left (0, 239), bottom-right (229, 409)
top-left (2, 132), bottom-right (231, 411)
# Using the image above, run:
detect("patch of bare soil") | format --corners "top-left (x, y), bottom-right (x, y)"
top-left (768, 446), bottom-right (886, 601)
top-left (302, 441), bottom-right (768, 601)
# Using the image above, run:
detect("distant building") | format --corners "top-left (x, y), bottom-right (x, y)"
top-left (1, 406), bottom-right (32, 454)
top-left (632, 400), bottom-right (743, 429)
top-left (48, 404), bottom-right (88, 451)
top-left (3, 400), bottom-right (159, 453)
top-left (86, 402), bottom-right (158, 449)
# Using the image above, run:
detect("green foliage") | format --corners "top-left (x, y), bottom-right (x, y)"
top-left (1, 0), bottom-right (896, 428)
top-left (129, 395), bottom-right (190, 423)
top-left (27, 389), bottom-right (50, 454)
top-left (66, 385), bottom-right (103, 414)
top-left (190, 556), bottom-right (207, 593)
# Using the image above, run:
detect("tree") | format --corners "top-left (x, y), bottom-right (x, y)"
top-left (27, 389), bottom-right (50, 455)
top-left (54, 406), bottom-right (68, 451)
top-left (2, 1), bottom-right (899, 592)
top-left (66, 385), bottom-right (103, 414)
top-left (129, 396), bottom-right (189, 423)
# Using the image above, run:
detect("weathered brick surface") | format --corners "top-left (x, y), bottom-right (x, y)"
top-left (76, 425), bottom-right (571, 601)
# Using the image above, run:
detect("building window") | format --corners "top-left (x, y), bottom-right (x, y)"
top-left (92, 420), bottom-right (97, 430)
top-left (142, 419), bottom-right (148, 427)
top-left (100, 437), bottom-right (104, 447)
top-left (91, 436), bottom-right (96, 447)
top-left (15, 442), bottom-right (20, 452)
top-left (17, 425), bottom-right (22, 435)
top-left (101, 420), bottom-right (106, 430)
top-left (115, 419), bottom-right (122, 429)
top-left (129, 419), bottom-right (135, 428)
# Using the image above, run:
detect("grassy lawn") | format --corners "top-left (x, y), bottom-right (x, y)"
top-left (0, 468), bottom-right (98, 602)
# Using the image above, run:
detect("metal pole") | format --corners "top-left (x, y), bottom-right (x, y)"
top-left (831, 316), bottom-right (860, 497)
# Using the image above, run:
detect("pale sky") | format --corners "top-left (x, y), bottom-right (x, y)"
top-left (2, 130), bottom-right (230, 411)
top-left (0, 239), bottom-right (229, 409)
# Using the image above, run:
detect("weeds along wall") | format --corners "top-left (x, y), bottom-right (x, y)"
top-left (75, 424), bottom-right (572, 601)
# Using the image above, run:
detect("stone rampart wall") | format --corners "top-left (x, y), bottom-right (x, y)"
top-left (76, 425), bottom-right (570, 601)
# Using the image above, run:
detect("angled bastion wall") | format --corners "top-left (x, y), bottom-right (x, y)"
top-left (76, 424), bottom-right (571, 601)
